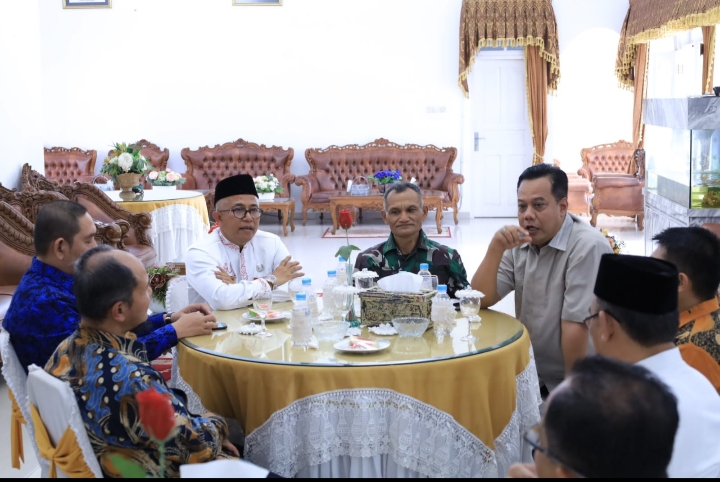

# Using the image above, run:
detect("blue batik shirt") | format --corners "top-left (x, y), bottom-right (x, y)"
top-left (2, 258), bottom-right (177, 372)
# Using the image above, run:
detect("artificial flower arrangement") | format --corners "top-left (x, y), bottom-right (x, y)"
top-left (147, 168), bottom-right (186, 187)
top-left (254, 174), bottom-right (283, 194)
top-left (100, 142), bottom-right (151, 178)
top-left (371, 169), bottom-right (402, 185)
top-left (600, 228), bottom-right (626, 254)
top-left (147, 265), bottom-right (179, 308)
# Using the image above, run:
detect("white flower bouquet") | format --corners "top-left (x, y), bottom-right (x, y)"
top-left (147, 168), bottom-right (186, 187)
top-left (100, 142), bottom-right (150, 178)
top-left (254, 173), bottom-right (283, 194)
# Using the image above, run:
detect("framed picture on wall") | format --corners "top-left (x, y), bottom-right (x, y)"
top-left (63, 0), bottom-right (111, 8)
top-left (233, 0), bottom-right (282, 5)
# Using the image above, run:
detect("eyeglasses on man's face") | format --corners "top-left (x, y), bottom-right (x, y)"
top-left (217, 207), bottom-right (264, 220)
top-left (524, 425), bottom-right (586, 478)
top-left (582, 309), bottom-right (620, 327)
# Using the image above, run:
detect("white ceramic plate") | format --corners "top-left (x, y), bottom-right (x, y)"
top-left (241, 311), bottom-right (291, 323)
top-left (333, 338), bottom-right (391, 354)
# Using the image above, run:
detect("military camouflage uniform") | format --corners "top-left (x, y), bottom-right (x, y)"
top-left (354, 230), bottom-right (469, 298)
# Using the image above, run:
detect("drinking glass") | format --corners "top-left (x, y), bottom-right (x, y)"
top-left (252, 291), bottom-right (273, 338)
top-left (334, 289), bottom-right (354, 324)
top-left (430, 275), bottom-right (439, 290)
top-left (459, 296), bottom-right (480, 342)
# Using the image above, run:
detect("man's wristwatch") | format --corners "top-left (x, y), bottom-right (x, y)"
top-left (263, 275), bottom-right (277, 290)
top-left (164, 312), bottom-right (174, 324)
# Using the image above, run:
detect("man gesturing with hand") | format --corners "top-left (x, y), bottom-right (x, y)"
top-left (471, 164), bottom-right (611, 393)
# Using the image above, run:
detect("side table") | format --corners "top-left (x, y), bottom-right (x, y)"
top-left (259, 198), bottom-right (296, 237)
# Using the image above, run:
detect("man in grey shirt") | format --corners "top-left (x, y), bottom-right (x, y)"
top-left (472, 164), bottom-right (611, 392)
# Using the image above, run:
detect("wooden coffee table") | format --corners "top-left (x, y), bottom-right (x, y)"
top-left (259, 197), bottom-right (296, 237)
top-left (329, 191), bottom-right (444, 235)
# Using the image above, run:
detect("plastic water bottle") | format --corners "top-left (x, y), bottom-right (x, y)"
top-left (301, 277), bottom-right (319, 320)
top-left (431, 285), bottom-right (454, 342)
top-left (336, 257), bottom-right (348, 285)
top-left (322, 270), bottom-right (339, 319)
top-left (418, 263), bottom-right (432, 291)
top-left (291, 293), bottom-right (313, 346)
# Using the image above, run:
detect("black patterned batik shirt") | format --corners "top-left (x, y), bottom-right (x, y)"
top-left (2, 258), bottom-right (177, 372)
top-left (46, 327), bottom-right (230, 478)
top-left (354, 230), bottom-right (469, 298)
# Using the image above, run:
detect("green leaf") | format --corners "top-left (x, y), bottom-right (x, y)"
top-left (335, 244), bottom-right (360, 261)
top-left (108, 455), bottom-right (147, 478)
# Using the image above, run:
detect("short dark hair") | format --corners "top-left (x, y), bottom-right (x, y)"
top-left (34, 201), bottom-right (88, 256)
top-left (653, 227), bottom-right (720, 301)
top-left (383, 182), bottom-right (423, 210)
top-left (545, 356), bottom-right (678, 478)
top-left (596, 296), bottom-right (678, 347)
top-left (74, 245), bottom-right (137, 322)
top-left (516, 164), bottom-right (568, 202)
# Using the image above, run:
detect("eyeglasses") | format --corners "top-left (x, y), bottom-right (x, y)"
top-left (524, 425), bottom-right (586, 478)
top-left (216, 207), bottom-right (264, 220)
top-left (582, 309), bottom-right (620, 327)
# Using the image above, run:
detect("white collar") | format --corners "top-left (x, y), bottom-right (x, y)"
top-left (636, 347), bottom-right (684, 371)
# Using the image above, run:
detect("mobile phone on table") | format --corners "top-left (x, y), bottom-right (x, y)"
top-left (213, 322), bottom-right (228, 331)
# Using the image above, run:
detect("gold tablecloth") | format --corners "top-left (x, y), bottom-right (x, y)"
top-left (177, 306), bottom-right (533, 451)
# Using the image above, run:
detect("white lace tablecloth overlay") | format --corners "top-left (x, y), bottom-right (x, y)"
top-left (146, 203), bottom-right (208, 265)
top-left (238, 348), bottom-right (542, 478)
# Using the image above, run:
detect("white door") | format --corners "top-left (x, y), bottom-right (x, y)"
top-left (468, 55), bottom-right (533, 217)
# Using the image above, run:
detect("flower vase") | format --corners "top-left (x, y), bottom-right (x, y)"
top-left (258, 192), bottom-right (275, 201)
top-left (116, 173), bottom-right (142, 201)
top-left (378, 184), bottom-right (386, 194)
top-left (149, 297), bottom-right (166, 315)
top-left (152, 185), bottom-right (178, 193)
top-left (345, 259), bottom-right (359, 324)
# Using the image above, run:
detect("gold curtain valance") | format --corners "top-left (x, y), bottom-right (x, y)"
top-left (459, 0), bottom-right (560, 97)
top-left (616, 0), bottom-right (720, 88)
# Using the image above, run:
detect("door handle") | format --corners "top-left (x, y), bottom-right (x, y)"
top-left (474, 133), bottom-right (486, 151)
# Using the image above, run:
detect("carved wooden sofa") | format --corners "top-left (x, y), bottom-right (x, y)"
top-left (296, 138), bottom-right (464, 225)
top-left (20, 165), bottom-right (156, 265)
top-left (0, 201), bottom-right (35, 323)
top-left (180, 138), bottom-right (295, 213)
top-left (43, 146), bottom-right (99, 185)
top-left (0, 184), bottom-right (123, 249)
top-left (578, 141), bottom-right (644, 229)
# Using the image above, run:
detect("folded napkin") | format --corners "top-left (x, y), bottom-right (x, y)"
top-left (377, 271), bottom-right (423, 293)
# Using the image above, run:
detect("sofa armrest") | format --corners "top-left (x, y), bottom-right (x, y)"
top-left (441, 172), bottom-right (465, 204)
top-left (295, 174), bottom-right (319, 203)
top-left (281, 173), bottom-right (296, 188)
top-left (577, 167), bottom-right (592, 180)
top-left (94, 221), bottom-right (124, 249)
top-left (181, 173), bottom-right (197, 190)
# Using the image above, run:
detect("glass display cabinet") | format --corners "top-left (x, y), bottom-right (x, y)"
top-left (642, 96), bottom-right (720, 254)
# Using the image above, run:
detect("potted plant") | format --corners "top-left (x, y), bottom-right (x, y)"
top-left (147, 168), bottom-right (186, 192)
top-left (147, 264), bottom-right (179, 313)
top-left (254, 174), bottom-right (283, 200)
top-left (371, 170), bottom-right (402, 193)
top-left (101, 142), bottom-right (151, 200)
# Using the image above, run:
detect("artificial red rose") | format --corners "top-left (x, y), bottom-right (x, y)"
top-left (339, 209), bottom-right (353, 230)
top-left (136, 387), bottom-right (177, 442)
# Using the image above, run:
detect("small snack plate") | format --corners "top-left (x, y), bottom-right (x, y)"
top-left (333, 338), bottom-right (391, 354)
top-left (242, 311), bottom-right (291, 323)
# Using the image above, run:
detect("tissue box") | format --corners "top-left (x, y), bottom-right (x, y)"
top-left (359, 287), bottom-right (437, 326)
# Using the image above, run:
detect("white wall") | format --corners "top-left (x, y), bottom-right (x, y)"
top-left (38, 0), bottom-right (465, 203)
top-left (0, 0), bottom-right (43, 189)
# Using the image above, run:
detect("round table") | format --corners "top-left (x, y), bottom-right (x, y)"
top-left (105, 189), bottom-right (209, 265)
top-left (176, 306), bottom-right (541, 478)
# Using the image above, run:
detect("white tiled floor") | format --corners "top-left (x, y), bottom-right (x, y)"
top-left (0, 213), bottom-right (644, 478)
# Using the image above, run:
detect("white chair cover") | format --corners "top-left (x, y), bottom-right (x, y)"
top-left (180, 459), bottom-right (269, 478)
top-left (26, 365), bottom-right (104, 478)
top-left (0, 329), bottom-right (43, 472)
top-left (166, 276), bottom-right (189, 314)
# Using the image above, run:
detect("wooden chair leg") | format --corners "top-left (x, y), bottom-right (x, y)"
top-left (637, 213), bottom-right (645, 231)
top-left (590, 210), bottom-right (598, 227)
top-left (302, 209), bottom-right (308, 226)
top-left (320, 212), bottom-right (324, 221)
top-left (453, 205), bottom-right (459, 225)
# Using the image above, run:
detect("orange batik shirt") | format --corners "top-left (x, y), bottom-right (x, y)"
top-left (677, 298), bottom-right (720, 393)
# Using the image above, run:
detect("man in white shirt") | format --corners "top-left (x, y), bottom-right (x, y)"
top-left (587, 254), bottom-right (720, 478)
top-left (186, 174), bottom-right (304, 310)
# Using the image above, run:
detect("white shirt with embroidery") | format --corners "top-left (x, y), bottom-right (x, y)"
top-left (186, 228), bottom-right (291, 310)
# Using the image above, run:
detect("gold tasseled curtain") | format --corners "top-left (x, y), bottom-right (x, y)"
top-left (459, 0), bottom-right (560, 165)
top-left (617, 0), bottom-right (720, 89)
top-left (702, 26), bottom-right (716, 94)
